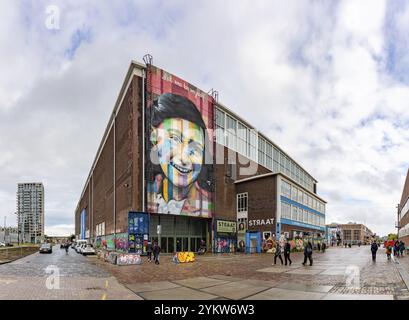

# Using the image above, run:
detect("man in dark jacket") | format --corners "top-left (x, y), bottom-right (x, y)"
top-left (153, 241), bottom-right (161, 265)
top-left (371, 241), bottom-right (378, 262)
top-left (400, 241), bottom-right (405, 256)
top-left (146, 241), bottom-right (153, 262)
top-left (284, 240), bottom-right (292, 266)
top-left (302, 241), bottom-right (313, 266)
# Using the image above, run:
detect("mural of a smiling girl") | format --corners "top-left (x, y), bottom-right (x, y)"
top-left (146, 92), bottom-right (214, 218)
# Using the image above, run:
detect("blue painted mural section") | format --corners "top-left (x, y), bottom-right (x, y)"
top-left (280, 218), bottom-right (325, 231)
top-left (280, 196), bottom-right (325, 217)
top-left (80, 209), bottom-right (86, 240)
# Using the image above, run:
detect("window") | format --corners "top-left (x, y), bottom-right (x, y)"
top-left (237, 122), bottom-right (248, 156)
top-left (281, 202), bottom-right (291, 219)
top-left (285, 156), bottom-right (291, 176)
top-left (226, 114), bottom-right (237, 151)
top-left (281, 180), bottom-right (291, 198)
top-left (303, 192), bottom-right (308, 206)
top-left (297, 189), bottom-right (303, 203)
top-left (303, 210), bottom-right (308, 223)
top-left (249, 129), bottom-right (257, 161)
top-left (237, 193), bottom-right (248, 213)
top-left (292, 206), bottom-right (298, 221)
top-left (216, 109), bottom-right (225, 145)
top-left (258, 137), bottom-right (266, 167)
top-left (308, 212), bottom-right (313, 225)
top-left (273, 147), bottom-right (280, 172)
top-left (279, 152), bottom-right (285, 173)
top-left (265, 142), bottom-right (273, 170)
top-left (291, 186), bottom-right (298, 201)
top-left (291, 161), bottom-right (295, 180)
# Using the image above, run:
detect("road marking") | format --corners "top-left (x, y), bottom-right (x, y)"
top-left (105, 280), bottom-right (109, 288)
top-left (102, 294), bottom-right (107, 300)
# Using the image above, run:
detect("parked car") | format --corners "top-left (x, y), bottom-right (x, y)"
top-left (75, 240), bottom-right (87, 253)
top-left (39, 243), bottom-right (52, 254)
top-left (71, 242), bottom-right (77, 249)
top-left (77, 243), bottom-right (87, 254)
top-left (0, 242), bottom-right (6, 247)
top-left (82, 244), bottom-right (96, 256)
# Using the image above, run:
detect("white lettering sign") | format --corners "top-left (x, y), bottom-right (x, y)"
top-left (248, 218), bottom-right (274, 227)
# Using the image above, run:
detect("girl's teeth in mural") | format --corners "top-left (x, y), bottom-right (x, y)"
top-left (172, 163), bottom-right (192, 174)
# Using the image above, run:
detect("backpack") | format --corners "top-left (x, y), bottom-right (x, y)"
top-left (306, 246), bottom-right (312, 255)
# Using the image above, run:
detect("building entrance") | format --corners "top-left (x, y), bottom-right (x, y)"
top-left (149, 215), bottom-right (208, 253)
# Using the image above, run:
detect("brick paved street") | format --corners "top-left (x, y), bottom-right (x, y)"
top-left (0, 245), bottom-right (141, 300)
top-left (92, 245), bottom-right (409, 300)
top-left (1, 244), bottom-right (409, 299)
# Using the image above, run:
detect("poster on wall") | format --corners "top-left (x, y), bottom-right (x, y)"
top-left (145, 65), bottom-right (215, 218)
top-left (128, 212), bottom-right (149, 254)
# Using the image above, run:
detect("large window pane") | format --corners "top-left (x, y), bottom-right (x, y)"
top-left (226, 115), bottom-right (237, 151)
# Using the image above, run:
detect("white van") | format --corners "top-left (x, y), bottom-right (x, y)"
top-left (75, 240), bottom-right (87, 253)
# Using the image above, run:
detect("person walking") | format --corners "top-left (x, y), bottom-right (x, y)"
top-left (146, 241), bottom-right (153, 262)
top-left (386, 244), bottom-right (392, 261)
top-left (64, 241), bottom-right (69, 254)
top-left (153, 241), bottom-right (161, 265)
top-left (322, 241), bottom-right (326, 253)
top-left (400, 241), bottom-right (405, 256)
top-left (284, 240), bottom-right (292, 266)
top-left (273, 242), bottom-right (284, 265)
top-left (317, 242), bottom-right (321, 252)
top-left (394, 240), bottom-right (399, 257)
top-left (370, 241), bottom-right (378, 262)
top-left (302, 241), bottom-right (313, 266)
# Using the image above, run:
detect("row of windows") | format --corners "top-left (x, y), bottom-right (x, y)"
top-left (281, 202), bottom-right (325, 227)
top-left (216, 108), bottom-right (315, 192)
top-left (281, 180), bottom-right (325, 214)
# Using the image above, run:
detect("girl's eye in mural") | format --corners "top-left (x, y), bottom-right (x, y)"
top-left (169, 133), bottom-right (182, 144)
top-left (188, 141), bottom-right (204, 157)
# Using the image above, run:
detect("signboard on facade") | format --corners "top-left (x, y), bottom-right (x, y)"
top-left (248, 218), bottom-right (274, 227)
top-left (216, 220), bottom-right (237, 233)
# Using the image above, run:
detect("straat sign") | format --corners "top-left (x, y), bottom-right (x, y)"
top-left (248, 218), bottom-right (274, 227)
top-left (216, 220), bottom-right (237, 233)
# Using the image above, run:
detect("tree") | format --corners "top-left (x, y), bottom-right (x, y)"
top-left (69, 234), bottom-right (75, 241)
top-left (388, 233), bottom-right (397, 241)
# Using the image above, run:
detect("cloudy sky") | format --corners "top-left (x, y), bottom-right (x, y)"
top-left (1, 0), bottom-right (409, 236)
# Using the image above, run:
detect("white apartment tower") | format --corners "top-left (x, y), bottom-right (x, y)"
top-left (17, 183), bottom-right (44, 244)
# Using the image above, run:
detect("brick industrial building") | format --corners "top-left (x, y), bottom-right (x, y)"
top-left (75, 60), bottom-right (327, 254)
top-left (398, 169), bottom-right (409, 244)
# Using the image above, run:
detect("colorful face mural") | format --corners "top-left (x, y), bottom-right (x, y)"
top-left (146, 66), bottom-right (214, 218)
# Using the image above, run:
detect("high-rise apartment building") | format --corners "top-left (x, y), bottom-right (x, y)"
top-left (17, 183), bottom-right (44, 244)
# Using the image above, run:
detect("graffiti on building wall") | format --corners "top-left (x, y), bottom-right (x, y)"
top-left (145, 65), bottom-right (215, 218)
top-left (101, 233), bottom-right (129, 251)
top-left (117, 253), bottom-right (142, 266)
top-left (173, 252), bottom-right (195, 263)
